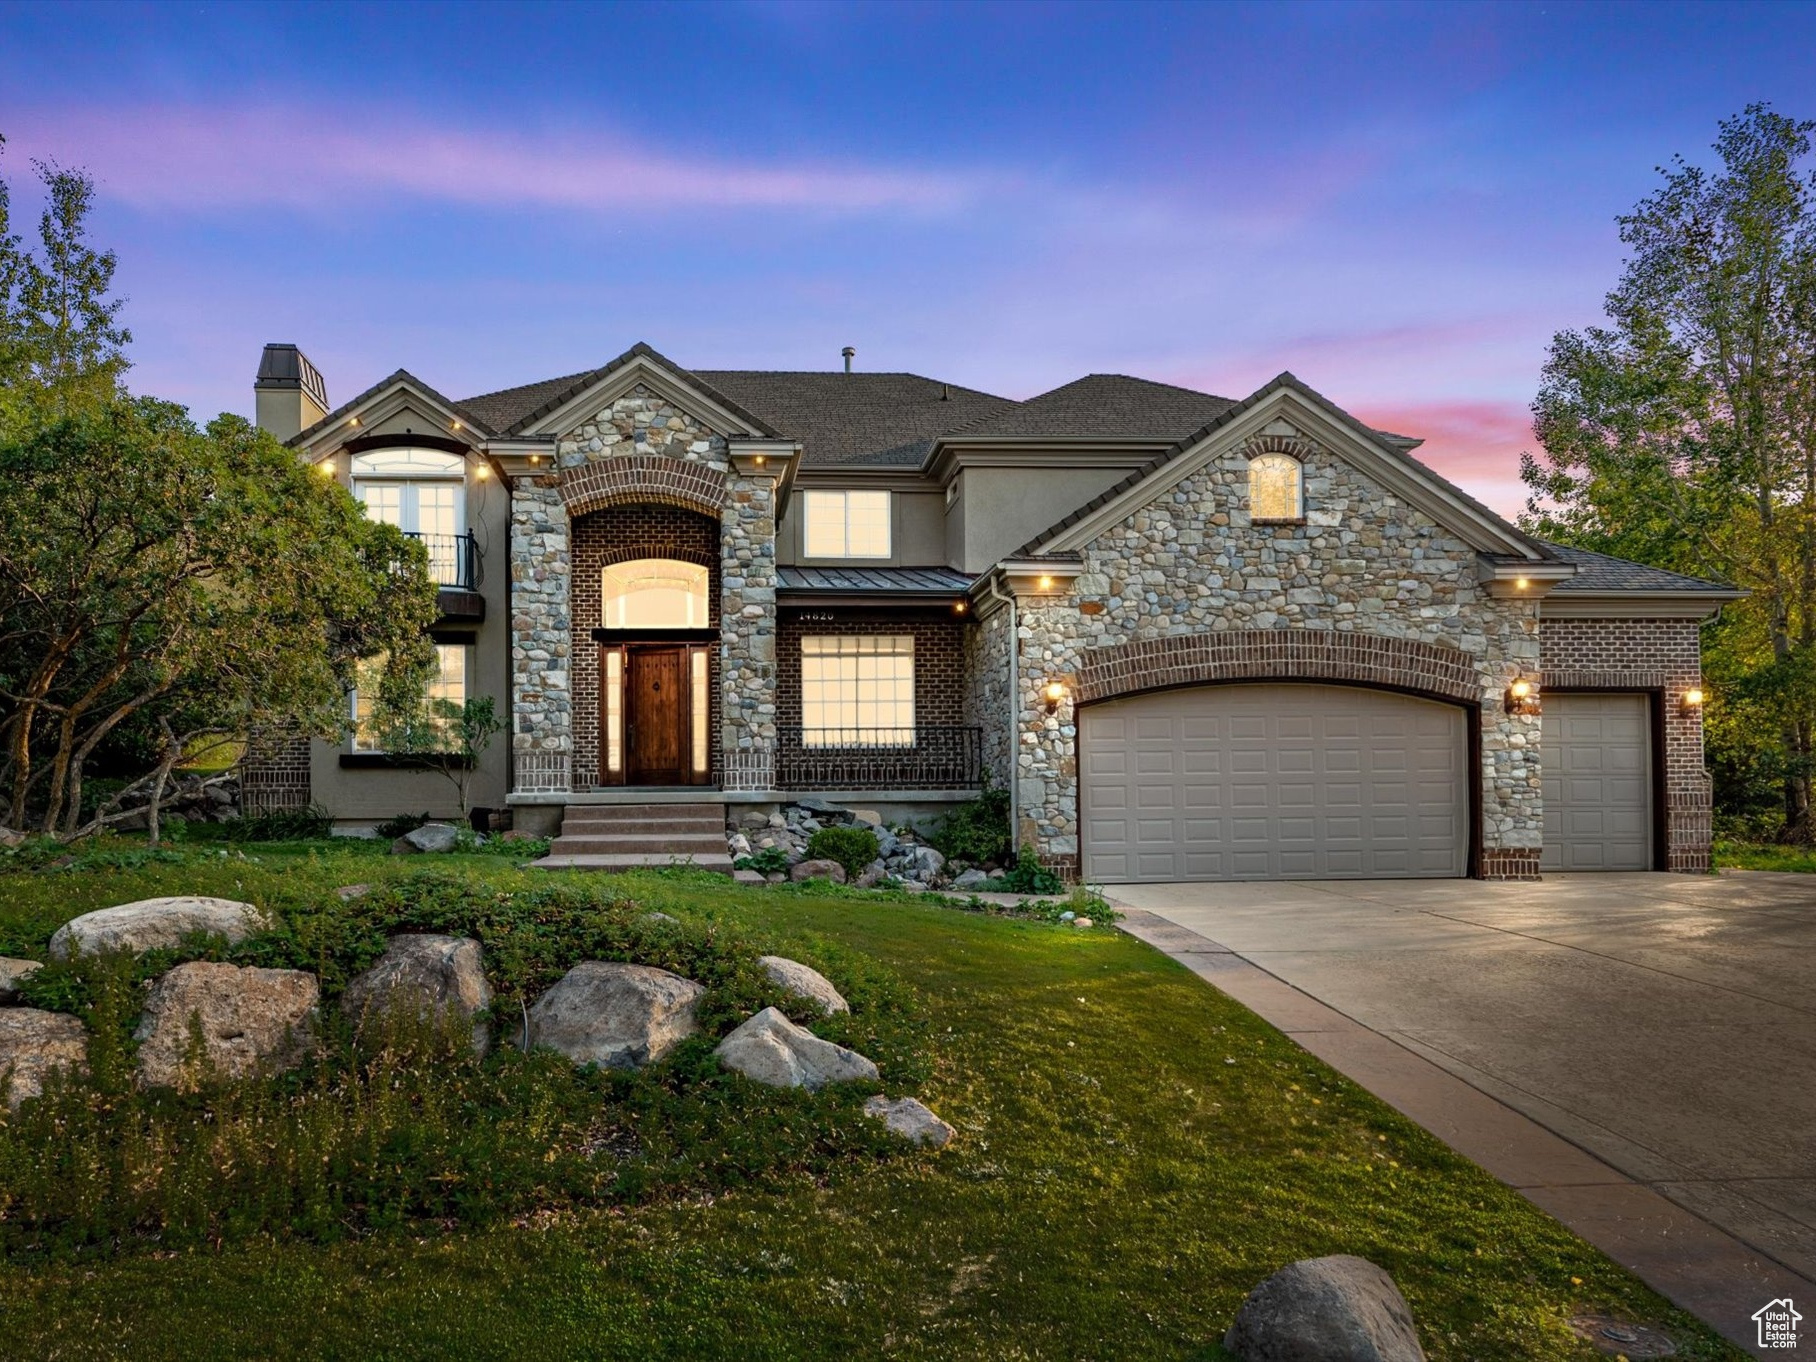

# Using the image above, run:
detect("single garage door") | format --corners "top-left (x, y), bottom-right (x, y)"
top-left (1541, 693), bottom-right (1653, 871)
top-left (1080, 683), bottom-right (1469, 883)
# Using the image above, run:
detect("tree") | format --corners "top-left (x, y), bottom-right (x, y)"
top-left (0, 401), bottom-right (440, 839)
top-left (1522, 104), bottom-right (1816, 838)
top-left (379, 695), bottom-right (505, 822)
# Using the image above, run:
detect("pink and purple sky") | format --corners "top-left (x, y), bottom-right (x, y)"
top-left (4, 0), bottom-right (1813, 514)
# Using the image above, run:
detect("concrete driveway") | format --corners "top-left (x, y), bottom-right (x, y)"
top-left (1112, 871), bottom-right (1816, 1343)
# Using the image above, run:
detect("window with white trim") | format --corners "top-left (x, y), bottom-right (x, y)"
top-left (351, 643), bottom-right (470, 753)
top-left (601, 559), bottom-right (709, 629)
top-left (801, 635), bottom-right (914, 746)
top-left (351, 448), bottom-right (468, 584)
top-left (802, 489), bottom-right (890, 558)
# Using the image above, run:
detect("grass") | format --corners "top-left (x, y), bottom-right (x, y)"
top-left (0, 842), bottom-right (1742, 1360)
top-left (1713, 837), bottom-right (1816, 873)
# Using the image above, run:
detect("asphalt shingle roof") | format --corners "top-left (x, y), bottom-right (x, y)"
top-left (948, 374), bottom-right (1238, 440)
top-left (1540, 542), bottom-right (1741, 594)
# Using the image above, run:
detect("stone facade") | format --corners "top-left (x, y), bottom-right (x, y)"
top-left (963, 603), bottom-right (1014, 792)
top-left (555, 386), bottom-right (728, 472)
top-left (1006, 428), bottom-right (1545, 879)
top-left (1540, 616), bottom-right (1711, 872)
top-left (721, 465), bottom-right (781, 791)
top-left (510, 478), bottom-right (572, 793)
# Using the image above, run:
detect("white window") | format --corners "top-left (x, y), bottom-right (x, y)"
top-left (351, 448), bottom-right (468, 584)
top-left (351, 643), bottom-right (470, 753)
top-left (601, 559), bottom-right (710, 629)
top-left (801, 636), bottom-right (914, 746)
top-left (1248, 453), bottom-right (1304, 522)
top-left (802, 489), bottom-right (891, 558)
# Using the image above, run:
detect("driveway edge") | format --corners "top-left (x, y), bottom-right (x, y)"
top-left (1115, 904), bottom-right (1808, 1357)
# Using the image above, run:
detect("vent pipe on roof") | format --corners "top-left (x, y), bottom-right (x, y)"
top-left (841, 346), bottom-right (855, 374)
top-left (941, 382), bottom-right (950, 401)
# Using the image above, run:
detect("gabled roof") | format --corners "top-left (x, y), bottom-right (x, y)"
top-left (1540, 542), bottom-right (1741, 594)
top-left (1009, 371), bottom-right (1548, 561)
top-left (289, 368), bottom-right (494, 448)
top-left (947, 373), bottom-right (1237, 441)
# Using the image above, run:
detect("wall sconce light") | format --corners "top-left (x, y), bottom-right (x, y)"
top-left (1683, 687), bottom-right (1706, 709)
top-left (754, 454), bottom-right (766, 466)
top-left (451, 419), bottom-right (462, 432)
top-left (953, 600), bottom-right (967, 614)
top-left (1515, 577), bottom-right (1530, 590)
top-left (313, 459), bottom-right (335, 477)
top-left (529, 454), bottom-right (540, 465)
top-left (1505, 677), bottom-right (1540, 715)
top-left (348, 415), bottom-right (360, 428)
top-left (1043, 680), bottom-right (1067, 713)
top-left (1038, 575), bottom-right (1054, 590)
top-left (475, 463), bottom-right (490, 481)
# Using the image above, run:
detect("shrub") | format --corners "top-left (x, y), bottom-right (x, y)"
top-left (225, 802), bottom-right (334, 842)
top-left (806, 825), bottom-right (879, 879)
top-left (993, 849), bottom-right (1063, 896)
top-left (735, 845), bottom-right (790, 876)
top-left (931, 787), bottom-right (1009, 867)
top-left (375, 811), bottom-right (433, 840)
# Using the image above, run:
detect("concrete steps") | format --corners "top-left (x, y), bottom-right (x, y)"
top-left (534, 801), bottom-right (733, 875)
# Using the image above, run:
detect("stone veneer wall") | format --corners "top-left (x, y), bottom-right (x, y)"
top-left (1540, 616), bottom-right (1711, 872)
top-left (963, 605), bottom-right (1013, 792)
top-left (569, 505), bottom-right (720, 788)
top-left (721, 467), bottom-right (780, 790)
top-left (1011, 429), bottom-right (1545, 880)
top-left (510, 478), bottom-right (573, 792)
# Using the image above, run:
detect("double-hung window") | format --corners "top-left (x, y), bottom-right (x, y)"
top-left (350, 448), bottom-right (467, 585)
top-left (351, 643), bottom-right (470, 753)
top-left (802, 489), bottom-right (890, 558)
top-left (801, 636), bottom-right (914, 746)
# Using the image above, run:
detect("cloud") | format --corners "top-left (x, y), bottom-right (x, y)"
top-left (1349, 398), bottom-right (1536, 516)
top-left (3, 104), bottom-right (985, 217)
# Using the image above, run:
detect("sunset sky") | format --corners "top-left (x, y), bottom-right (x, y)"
top-left (4, 0), bottom-right (1813, 513)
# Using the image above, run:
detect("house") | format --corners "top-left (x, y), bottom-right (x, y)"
top-left (246, 340), bottom-right (1741, 881)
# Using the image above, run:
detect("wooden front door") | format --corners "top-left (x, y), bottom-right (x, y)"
top-left (626, 647), bottom-right (686, 785)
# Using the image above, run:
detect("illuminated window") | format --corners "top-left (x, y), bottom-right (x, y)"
top-left (1248, 453), bottom-right (1303, 522)
top-left (351, 644), bottom-right (470, 753)
top-left (602, 559), bottom-right (709, 629)
top-left (351, 448), bottom-right (468, 584)
top-left (802, 636), bottom-right (914, 745)
top-left (802, 490), bottom-right (891, 558)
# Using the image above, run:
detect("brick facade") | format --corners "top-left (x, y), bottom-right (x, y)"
top-left (1540, 617), bottom-right (1711, 873)
top-left (558, 454), bottom-right (726, 522)
top-left (777, 611), bottom-right (966, 729)
top-left (570, 504), bottom-right (721, 788)
top-left (241, 732), bottom-right (311, 813)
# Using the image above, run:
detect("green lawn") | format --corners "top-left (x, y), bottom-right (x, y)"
top-left (1714, 838), bottom-right (1816, 873)
top-left (0, 844), bottom-right (1740, 1360)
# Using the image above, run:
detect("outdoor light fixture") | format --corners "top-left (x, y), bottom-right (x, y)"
top-left (1038, 575), bottom-right (1054, 590)
top-left (1043, 680), bottom-right (1067, 712)
top-left (529, 454), bottom-right (540, 465)
top-left (1683, 687), bottom-right (1706, 708)
top-left (475, 464), bottom-right (490, 481)
top-left (451, 420), bottom-right (462, 431)
top-left (754, 454), bottom-right (766, 466)
top-left (348, 416), bottom-right (360, 428)
top-left (1515, 577), bottom-right (1530, 590)
top-left (1505, 677), bottom-right (1540, 715)
top-left (953, 600), bottom-right (967, 614)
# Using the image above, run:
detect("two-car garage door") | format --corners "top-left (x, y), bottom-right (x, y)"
top-left (1079, 683), bottom-right (1656, 883)
top-left (1080, 683), bottom-right (1468, 883)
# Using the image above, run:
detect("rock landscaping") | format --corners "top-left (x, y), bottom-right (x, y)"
top-left (863, 1094), bottom-right (955, 1148)
top-left (343, 934), bottom-right (493, 1055)
top-left (715, 1006), bottom-right (880, 1090)
top-left (391, 823), bottom-right (465, 855)
top-left (0, 1008), bottom-right (87, 1107)
top-left (521, 961), bottom-right (705, 1069)
top-left (0, 955), bottom-right (41, 1002)
top-left (134, 961), bottom-right (320, 1091)
top-left (48, 895), bottom-right (271, 959)
top-left (728, 801), bottom-right (973, 891)
top-left (1223, 1255), bottom-right (1426, 1362)
top-left (758, 955), bottom-right (848, 1015)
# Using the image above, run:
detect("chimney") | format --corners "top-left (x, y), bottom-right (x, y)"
top-left (841, 346), bottom-right (855, 374)
top-left (254, 343), bottom-right (329, 442)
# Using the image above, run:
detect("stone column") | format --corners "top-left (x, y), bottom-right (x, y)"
top-left (510, 478), bottom-right (572, 793)
top-left (720, 465), bottom-right (780, 791)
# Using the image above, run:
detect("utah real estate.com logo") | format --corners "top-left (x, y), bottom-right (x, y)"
top-left (1756, 1298), bottom-right (1803, 1349)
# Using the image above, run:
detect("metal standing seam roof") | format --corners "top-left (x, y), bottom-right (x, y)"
top-left (777, 566), bottom-right (975, 593)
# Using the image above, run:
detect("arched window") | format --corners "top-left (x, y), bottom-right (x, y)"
top-left (1248, 453), bottom-right (1303, 522)
top-left (602, 559), bottom-right (710, 629)
top-left (350, 447), bottom-right (471, 586)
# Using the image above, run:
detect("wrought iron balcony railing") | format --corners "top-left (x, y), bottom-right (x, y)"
top-left (406, 531), bottom-right (481, 592)
top-left (776, 725), bottom-right (982, 791)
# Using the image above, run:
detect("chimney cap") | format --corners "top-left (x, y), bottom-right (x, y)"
top-left (255, 343), bottom-right (328, 411)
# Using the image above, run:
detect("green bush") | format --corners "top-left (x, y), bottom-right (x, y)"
top-left (992, 849), bottom-right (1063, 896)
top-left (806, 825), bottom-right (879, 879)
top-left (225, 802), bottom-right (334, 842)
top-left (735, 845), bottom-right (790, 876)
top-left (931, 787), bottom-right (1010, 867)
top-left (375, 812), bottom-right (433, 840)
top-left (0, 869), bottom-right (920, 1258)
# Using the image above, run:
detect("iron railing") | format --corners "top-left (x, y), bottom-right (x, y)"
top-left (406, 531), bottom-right (481, 591)
top-left (776, 725), bottom-right (982, 791)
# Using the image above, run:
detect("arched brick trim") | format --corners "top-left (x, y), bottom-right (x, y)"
top-left (1239, 431), bottom-right (1321, 461)
top-left (557, 455), bottom-right (726, 521)
top-left (1075, 630), bottom-right (1480, 706)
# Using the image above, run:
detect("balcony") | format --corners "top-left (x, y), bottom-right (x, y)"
top-left (407, 531), bottom-right (483, 619)
top-left (776, 726), bottom-right (982, 792)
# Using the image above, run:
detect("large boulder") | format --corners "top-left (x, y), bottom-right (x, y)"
top-left (391, 823), bottom-right (461, 855)
top-left (0, 1008), bottom-right (87, 1108)
top-left (789, 858), bottom-right (847, 885)
top-left (714, 1006), bottom-right (878, 1090)
top-left (48, 896), bottom-right (270, 960)
top-left (135, 962), bottom-right (320, 1091)
top-left (908, 846), bottom-right (946, 880)
top-left (523, 962), bottom-right (703, 1070)
top-left (864, 1095), bottom-right (955, 1148)
top-left (342, 935), bottom-right (493, 1055)
top-left (951, 868), bottom-right (990, 891)
top-left (0, 955), bottom-right (42, 1003)
top-left (1223, 1255), bottom-right (1426, 1362)
top-left (759, 955), bottom-right (849, 1015)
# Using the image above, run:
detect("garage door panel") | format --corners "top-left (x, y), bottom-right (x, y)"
top-left (1083, 683), bottom-right (1468, 883)
top-left (1541, 693), bottom-right (1652, 872)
